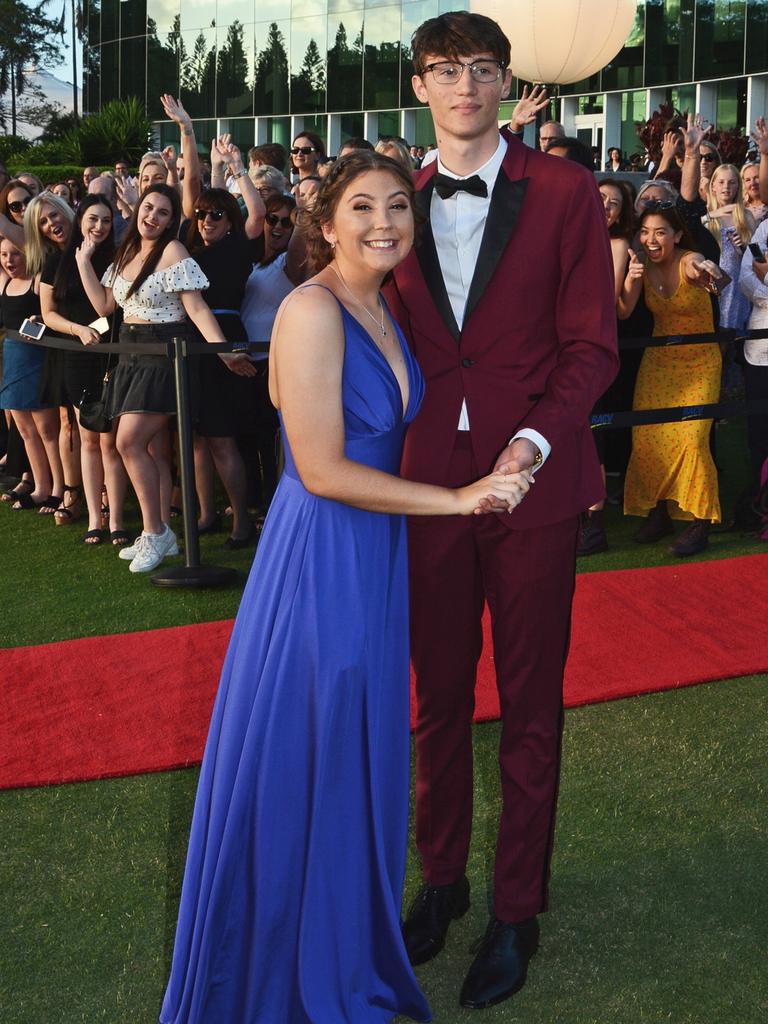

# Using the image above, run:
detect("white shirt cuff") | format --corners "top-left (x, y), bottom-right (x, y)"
top-left (510, 429), bottom-right (551, 470)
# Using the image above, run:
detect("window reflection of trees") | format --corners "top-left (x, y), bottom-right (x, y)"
top-left (327, 16), bottom-right (363, 111)
top-left (181, 27), bottom-right (217, 117)
top-left (746, 0), bottom-right (768, 73)
top-left (147, 14), bottom-right (182, 116)
top-left (290, 17), bottom-right (326, 114)
top-left (86, 0), bottom-right (101, 47)
top-left (254, 22), bottom-right (289, 116)
top-left (84, 46), bottom-right (101, 114)
top-left (217, 21), bottom-right (254, 116)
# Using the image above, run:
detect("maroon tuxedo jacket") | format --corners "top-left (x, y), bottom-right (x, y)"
top-left (385, 130), bottom-right (619, 529)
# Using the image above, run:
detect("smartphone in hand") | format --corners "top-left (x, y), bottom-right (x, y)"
top-left (19, 318), bottom-right (45, 340)
top-left (748, 242), bottom-right (765, 261)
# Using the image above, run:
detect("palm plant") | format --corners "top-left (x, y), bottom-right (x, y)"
top-left (62, 97), bottom-right (153, 165)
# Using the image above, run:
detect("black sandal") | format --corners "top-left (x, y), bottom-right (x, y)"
top-left (83, 529), bottom-right (107, 545)
top-left (110, 530), bottom-right (130, 547)
top-left (11, 492), bottom-right (44, 510)
top-left (2, 479), bottom-right (33, 503)
top-left (198, 514), bottom-right (222, 535)
top-left (54, 485), bottom-right (84, 525)
top-left (38, 494), bottom-right (63, 515)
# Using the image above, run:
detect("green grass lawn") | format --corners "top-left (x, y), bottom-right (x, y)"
top-left (1, 418), bottom-right (766, 1022)
top-left (2, 678), bottom-right (765, 1023)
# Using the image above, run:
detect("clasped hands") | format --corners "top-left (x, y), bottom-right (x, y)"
top-left (469, 438), bottom-right (539, 516)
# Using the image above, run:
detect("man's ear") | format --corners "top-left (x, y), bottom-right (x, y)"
top-left (501, 67), bottom-right (513, 101)
top-left (412, 74), bottom-right (429, 105)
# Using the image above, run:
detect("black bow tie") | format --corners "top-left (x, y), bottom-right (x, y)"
top-left (432, 172), bottom-right (488, 201)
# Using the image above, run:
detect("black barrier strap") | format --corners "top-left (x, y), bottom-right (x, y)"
top-left (1, 328), bottom-right (270, 355)
top-left (618, 326), bottom-right (768, 350)
top-left (591, 397), bottom-right (768, 429)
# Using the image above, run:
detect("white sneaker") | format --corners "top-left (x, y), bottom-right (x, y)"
top-left (128, 525), bottom-right (179, 573)
top-left (120, 527), bottom-right (179, 561)
top-left (119, 534), bottom-right (143, 560)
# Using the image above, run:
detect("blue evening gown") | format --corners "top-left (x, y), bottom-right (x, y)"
top-left (160, 293), bottom-right (431, 1023)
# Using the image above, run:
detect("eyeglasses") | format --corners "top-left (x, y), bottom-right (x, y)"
top-left (194, 208), bottom-right (225, 221)
top-left (266, 213), bottom-right (293, 228)
top-left (290, 146), bottom-right (317, 156)
top-left (7, 197), bottom-right (31, 214)
top-left (422, 60), bottom-right (505, 85)
top-left (700, 153), bottom-right (717, 163)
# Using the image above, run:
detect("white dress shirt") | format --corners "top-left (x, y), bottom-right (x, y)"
top-left (431, 136), bottom-right (550, 463)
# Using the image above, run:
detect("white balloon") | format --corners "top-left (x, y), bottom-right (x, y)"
top-left (469, 0), bottom-right (638, 85)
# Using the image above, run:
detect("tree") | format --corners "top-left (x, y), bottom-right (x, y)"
top-left (61, 96), bottom-right (152, 164)
top-left (0, 0), bottom-right (64, 134)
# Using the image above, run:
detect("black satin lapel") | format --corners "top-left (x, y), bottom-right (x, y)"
top-left (463, 175), bottom-right (529, 327)
top-left (415, 179), bottom-right (461, 341)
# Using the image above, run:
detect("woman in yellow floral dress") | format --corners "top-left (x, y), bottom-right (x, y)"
top-left (618, 202), bottom-right (722, 556)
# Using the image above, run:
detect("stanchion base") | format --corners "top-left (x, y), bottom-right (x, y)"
top-left (150, 565), bottom-right (239, 588)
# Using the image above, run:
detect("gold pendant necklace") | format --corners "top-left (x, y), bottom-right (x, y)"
top-left (330, 263), bottom-right (387, 339)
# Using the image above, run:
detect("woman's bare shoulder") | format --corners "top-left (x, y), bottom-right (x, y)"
top-left (155, 239), bottom-right (190, 270)
top-left (275, 281), bottom-right (343, 336)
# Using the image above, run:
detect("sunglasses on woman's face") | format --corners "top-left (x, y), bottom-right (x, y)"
top-left (700, 153), bottom-right (717, 163)
top-left (8, 198), bottom-right (30, 214)
top-left (290, 146), bottom-right (317, 156)
top-left (266, 213), bottom-right (292, 228)
top-left (643, 199), bottom-right (676, 212)
top-left (195, 208), bottom-right (225, 221)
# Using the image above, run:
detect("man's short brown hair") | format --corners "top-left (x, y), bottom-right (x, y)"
top-left (248, 143), bottom-right (287, 173)
top-left (411, 11), bottom-right (510, 75)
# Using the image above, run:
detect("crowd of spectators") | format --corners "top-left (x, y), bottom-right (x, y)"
top-left (1, 97), bottom-right (767, 573)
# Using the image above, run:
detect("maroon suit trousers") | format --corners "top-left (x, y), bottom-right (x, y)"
top-left (408, 433), bottom-right (578, 922)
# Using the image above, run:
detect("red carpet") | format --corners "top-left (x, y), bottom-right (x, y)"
top-left (1, 555), bottom-right (766, 790)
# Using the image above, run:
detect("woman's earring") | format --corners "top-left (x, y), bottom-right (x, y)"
top-left (330, 240), bottom-right (336, 249)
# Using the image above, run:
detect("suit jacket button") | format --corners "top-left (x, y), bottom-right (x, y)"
top-left (461, 357), bottom-right (474, 368)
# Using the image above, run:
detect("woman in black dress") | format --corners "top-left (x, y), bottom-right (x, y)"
top-left (161, 92), bottom-right (264, 545)
top-left (40, 195), bottom-right (129, 544)
top-left (184, 135), bottom-right (264, 547)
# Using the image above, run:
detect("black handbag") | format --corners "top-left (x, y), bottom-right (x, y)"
top-left (78, 368), bottom-right (113, 432)
top-left (78, 317), bottom-right (115, 433)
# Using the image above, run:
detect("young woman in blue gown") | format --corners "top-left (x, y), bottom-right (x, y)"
top-left (160, 151), bottom-right (533, 1024)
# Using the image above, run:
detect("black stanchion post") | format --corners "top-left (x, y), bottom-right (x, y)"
top-left (151, 336), bottom-right (238, 588)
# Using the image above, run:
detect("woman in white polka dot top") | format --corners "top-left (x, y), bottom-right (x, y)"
top-left (76, 183), bottom-right (255, 574)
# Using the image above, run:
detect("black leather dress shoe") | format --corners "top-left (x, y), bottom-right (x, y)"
top-left (402, 876), bottom-right (470, 965)
top-left (459, 915), bottom-right (539, 1010)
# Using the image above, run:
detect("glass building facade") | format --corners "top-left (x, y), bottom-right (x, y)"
top-left (82, 0), bottom-right (768, 159)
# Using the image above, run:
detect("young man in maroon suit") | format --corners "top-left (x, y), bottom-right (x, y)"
top-left (384, 11), bottom-right (619, 1011)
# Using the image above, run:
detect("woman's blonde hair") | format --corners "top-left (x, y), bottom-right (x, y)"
top-left (707, 163), bottom-right (751, 245)
top-left (374, 138), bottom-right (414, 172)
top-left (23, 192), bottom-right (75, 276)
top-left (138, 158), bottom-right (167, 191)
top-left (740, 161), bottom-right (761, 206)
top-left (249, 165), bottom-right (287, 192)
